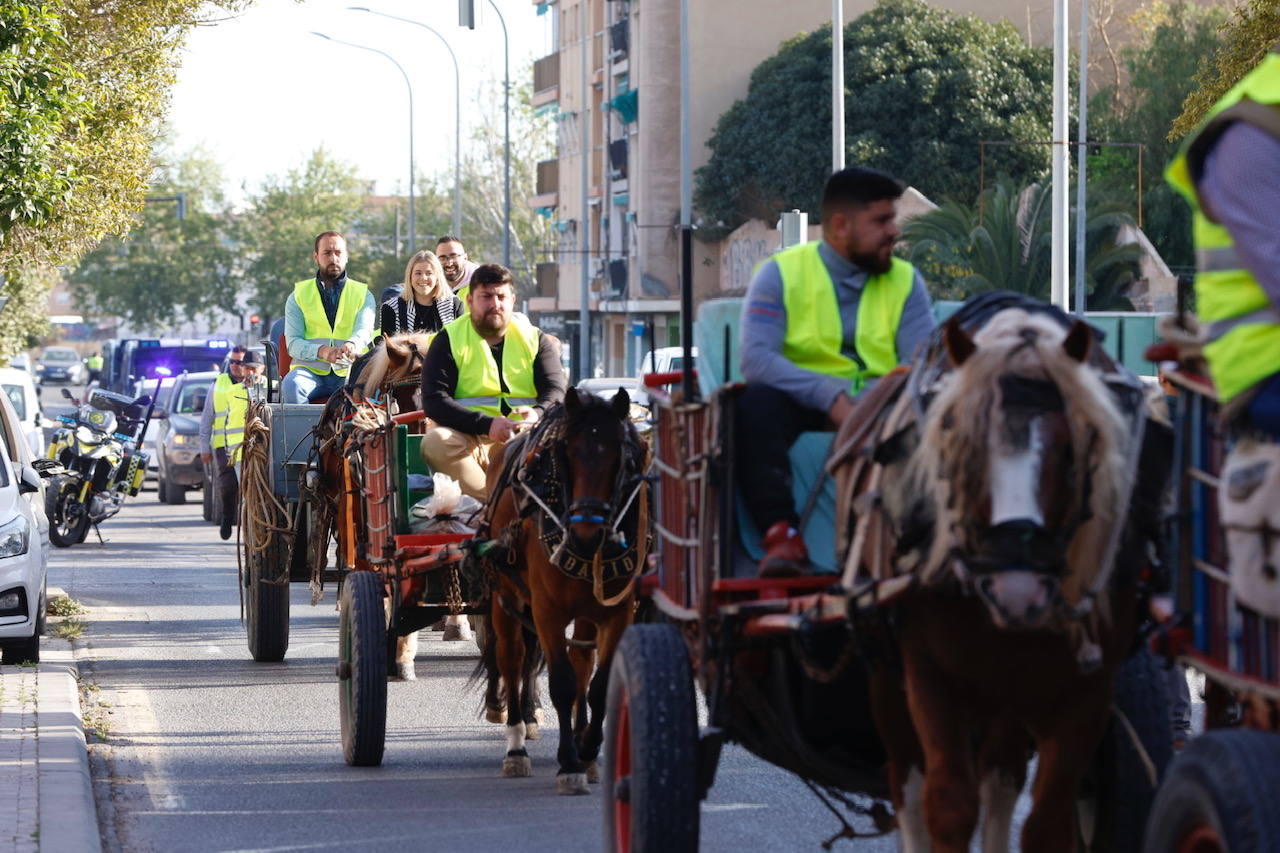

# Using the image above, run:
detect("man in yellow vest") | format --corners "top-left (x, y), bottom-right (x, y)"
top-left (419, 263), bottom-right (566, 499)
top-left (740, 166), bottom-right (935, 575)
top-left (280, 231), bottom-right (376, 404)
top-left (85, 352), bottom-right (103, 385)
top-left (1167, 47), bottom-right (1280, 431)
top-left (200, 348), bottom-right (265, 539)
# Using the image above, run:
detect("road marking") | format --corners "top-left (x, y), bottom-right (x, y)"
top-left (703, 802), bottom-right (766, 813)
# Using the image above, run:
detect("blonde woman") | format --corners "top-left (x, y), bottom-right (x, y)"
top-left (380, 249), bottom-right (464, 335)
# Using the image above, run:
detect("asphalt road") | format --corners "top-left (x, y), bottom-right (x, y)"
top-left (34, 372), bottom-right (900, 853)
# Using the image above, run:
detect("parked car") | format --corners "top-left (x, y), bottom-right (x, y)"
top-left (130, 376), bottom-right (175, 479)
top-left (577, 376), bottom-right (650, 409)
top-left (8, 353), bottom-right (31, 372)
top-left (0, 367), bottom-right (44, 458)
top-left (0, 385), bottom-right (50, 663)
top-left (36, 347), bottom-right (85, 385)
top-left (636, 345), bottom-right (698, 378)
top-left (155, 371), bottom-right (216, 505)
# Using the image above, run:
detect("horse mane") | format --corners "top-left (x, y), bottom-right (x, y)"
top-left (907, 308), bottom-right (1132, 586)
top-left (354, 331), bottom-right (433, 401)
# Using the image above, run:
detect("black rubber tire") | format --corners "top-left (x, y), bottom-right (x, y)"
top-left (1081, 648), bottom-right (1173, 852)
top-left (339, 571), bottom-right (388, 767)
top-left (162, 473), bottom-right (186, 505)
top-left (603, 623), bottom-right (699, 853)
top-left (157, 475), bottom-right (168, 503)
top-left (47, 481), bottom-right (90, 549)
top-left (1143, 729), bottom-right (1280, 853)
top-left (201, 475), bottom-right (214, 522)
top-left (245, 531), bottom-right (289, 662)
top-left (288, 504), bottom-right (309, 583)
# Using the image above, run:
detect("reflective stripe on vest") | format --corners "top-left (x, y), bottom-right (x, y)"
top-left (1167, 52), bottom-right (1280, 402)
top-left (291, 278), bottom-right (370, 377)
top-left (445, 313), bottom-right (541, 419)
top-left (776, 242), bottom-right (915, 395)
top-left (211, 374), bottom-right (247, 451)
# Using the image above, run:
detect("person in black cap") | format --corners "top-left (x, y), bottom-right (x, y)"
top-left (200, 349), bottom-right (265, 540)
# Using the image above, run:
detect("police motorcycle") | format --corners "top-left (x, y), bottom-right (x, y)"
top-left (40, 386), bottom-right (156, 547)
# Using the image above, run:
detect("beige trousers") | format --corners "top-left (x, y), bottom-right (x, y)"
top-left (420, 426), bottom-right (495, 499)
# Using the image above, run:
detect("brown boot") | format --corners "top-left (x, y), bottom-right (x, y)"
top-left (759, 521), bottom-right (809, 577)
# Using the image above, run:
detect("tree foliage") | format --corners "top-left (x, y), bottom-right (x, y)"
top-left (0, 0), bottom-right (247, 355)
top-left (1088, 2), bottom-right (1227, 271)
top-left (902, 180), bottom-right (1142, 309)
top-left (1172, 0), bottom-right (1280, 137)
top-left (694, 0), bottom-right (1055, 240)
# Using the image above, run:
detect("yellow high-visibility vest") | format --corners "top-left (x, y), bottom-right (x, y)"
top-left (291, 278), bottom-right (370, 377)
top-left (777, 241), bottom-right (915, 396)
top-left (445, 313), bottom-right (540, 418)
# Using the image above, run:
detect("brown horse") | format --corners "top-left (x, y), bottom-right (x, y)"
top-left (480, 387), bottom-right (649, 794)
top-left (306, 332), bottom-right (432, 596)
top-left (837, 301), bottom-right (1168, 852)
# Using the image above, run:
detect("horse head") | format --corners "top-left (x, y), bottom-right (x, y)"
top-left (909, 308), bottom-right (1132, 630)
top-left (560, 386), bottom-right (638, 549)
top-left (352, 332), bottom-right (432, 410)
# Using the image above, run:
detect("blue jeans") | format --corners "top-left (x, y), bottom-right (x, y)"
top-left (280, 368), bottom-right (345, 403)
top-left (1247, 372), bottom-right (1280, 436)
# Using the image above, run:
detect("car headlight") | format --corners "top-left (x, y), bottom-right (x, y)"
top-left (0, 517), bottom-right (30, 558)
top-left (171, 434), bottom-right (194, 446)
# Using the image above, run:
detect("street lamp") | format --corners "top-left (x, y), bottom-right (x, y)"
top-left (349, 7), bottom-right (462, 238)
top-left (312, 31), bottom-right (416, 253)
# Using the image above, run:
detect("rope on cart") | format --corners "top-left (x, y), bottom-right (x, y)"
top-left (238, 400), bottom-right (294, 594)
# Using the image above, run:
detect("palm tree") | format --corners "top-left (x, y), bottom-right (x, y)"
top-left (902, 180), bottom-right (1143, 310)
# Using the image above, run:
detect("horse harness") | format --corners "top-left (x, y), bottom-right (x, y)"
top-left (485, 405), bottom-right (650, 607)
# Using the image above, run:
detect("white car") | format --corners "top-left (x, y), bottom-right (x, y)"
top-left (636, 345), bottom-right (698, 378)
top-left (131, 377), bottom-right (175, 475)
top-left (0, 366), bottom-right (45, 458)
top-left (0, 386), bottom-right (50, 663)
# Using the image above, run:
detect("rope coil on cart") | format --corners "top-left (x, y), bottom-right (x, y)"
top-left (237, 399), bottom-right (294, 605)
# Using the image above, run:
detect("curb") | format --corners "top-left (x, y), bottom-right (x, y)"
top-left (39, 588), bottom-right (102, 853)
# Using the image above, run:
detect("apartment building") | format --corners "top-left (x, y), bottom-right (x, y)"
top-left (527, 0), bottom-right (1171, 379)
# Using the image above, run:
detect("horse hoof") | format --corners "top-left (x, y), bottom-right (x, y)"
top-left (390, 663), bottom-right (416, 681)
top-left (485, 707), bottom-right (507, 724)
top-left (556, 773), bottom-right (591, 796)
top-left (524, 722), bottom-right (539, 740)
top-left (502, 754), bottom-right (532, 778)
top-left (585, 761), bottom-right (599, 783)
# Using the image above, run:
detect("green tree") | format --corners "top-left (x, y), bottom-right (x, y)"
top-left (72, 145), bottom-right (240, 330)
top-left (1088, 2), bottom-right (1227, 271)
top-left (903, 180), bottom-right (1142, 309)
top-left (0, 0), bottom-right (249, 356)
top-left (694, 0), bottom-right (1055, 240)
top-left (1172, 0), bottom-right (1280, 137)
top-left (237, 148), bottom-right (366, 324)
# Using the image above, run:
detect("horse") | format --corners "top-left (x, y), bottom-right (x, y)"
top-left (304, 332), bottom-right (432, 608)
top-left (833, 296), bottom-right (1169, 852)
top-left (478, 387), bottom-right (649, 794)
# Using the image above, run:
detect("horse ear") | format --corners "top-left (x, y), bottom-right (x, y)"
top-left (1063, 320), bottom-right (1092, 363)
top-left (611, 388), bottom-right (631, 420)
top-left (565, 386), bottom-right (581, 415)
top-left (944, 318), bottom-right (976, 367)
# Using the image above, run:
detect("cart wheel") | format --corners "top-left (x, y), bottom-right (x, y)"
top-left (603, 623), bottom-right (699, 853)
top-left (1143, 729), bottom-right (1280, 853)
top-left (339, 570), bottom-right (387, 767)
top-left (1079, 648), bottom-right (1172, 851)
top-left (245, 531), bottom-right (290, 662)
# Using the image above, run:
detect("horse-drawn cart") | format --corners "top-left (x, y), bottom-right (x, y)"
top-left (604, 296), bottom-right (1176, 852)
top-left (1144, 366), bottom-right (1280, 851)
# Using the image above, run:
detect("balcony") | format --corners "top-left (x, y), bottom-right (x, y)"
top-left (531, 158), bottom-right (559, 209)
top-left (605, 259), bottom-right (628, 298)
top-left (532, 53), bottom-right (559, 108)
top-left (608, 138), bottom-right (628, 180)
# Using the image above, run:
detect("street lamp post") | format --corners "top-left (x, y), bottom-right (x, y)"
top-left (312, 32), bottom-right (416, 252)
top-left (487, 0), bottom-right (511, 269)
top-left (349, 7), bottom-right (462, 238)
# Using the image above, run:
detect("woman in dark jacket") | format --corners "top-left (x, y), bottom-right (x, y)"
top-left (380, 249), bottom-right (464, 335)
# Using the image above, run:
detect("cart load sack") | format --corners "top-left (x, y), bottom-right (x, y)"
top-left (1219, 438), bottom-right (1280, 619)
top-left (409, 473), bottom-right (482, 535)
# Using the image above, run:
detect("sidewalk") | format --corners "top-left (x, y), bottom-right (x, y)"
top-left (1, 592), bottom-right (100, 853)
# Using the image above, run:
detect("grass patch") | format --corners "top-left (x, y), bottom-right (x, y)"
top-left (47, 595), bottom-right (86, 617)
top-left (52, 618), bottom-right (84, 640)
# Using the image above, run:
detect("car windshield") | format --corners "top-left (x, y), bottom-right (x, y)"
top-left (174, 382), bottom-right (208, 414)
top-left (42, 349), bottom-right (77, 363)
top-left (2, 385), bottom-right (25, 420)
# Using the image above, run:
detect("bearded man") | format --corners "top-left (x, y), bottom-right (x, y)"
top-left (738, 166), bottom-right (936, 575)
top-left (419, 263), bottom-right (567, 499)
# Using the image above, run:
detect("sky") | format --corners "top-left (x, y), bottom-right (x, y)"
top-left (168, 0), bottom-right (550, 204)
